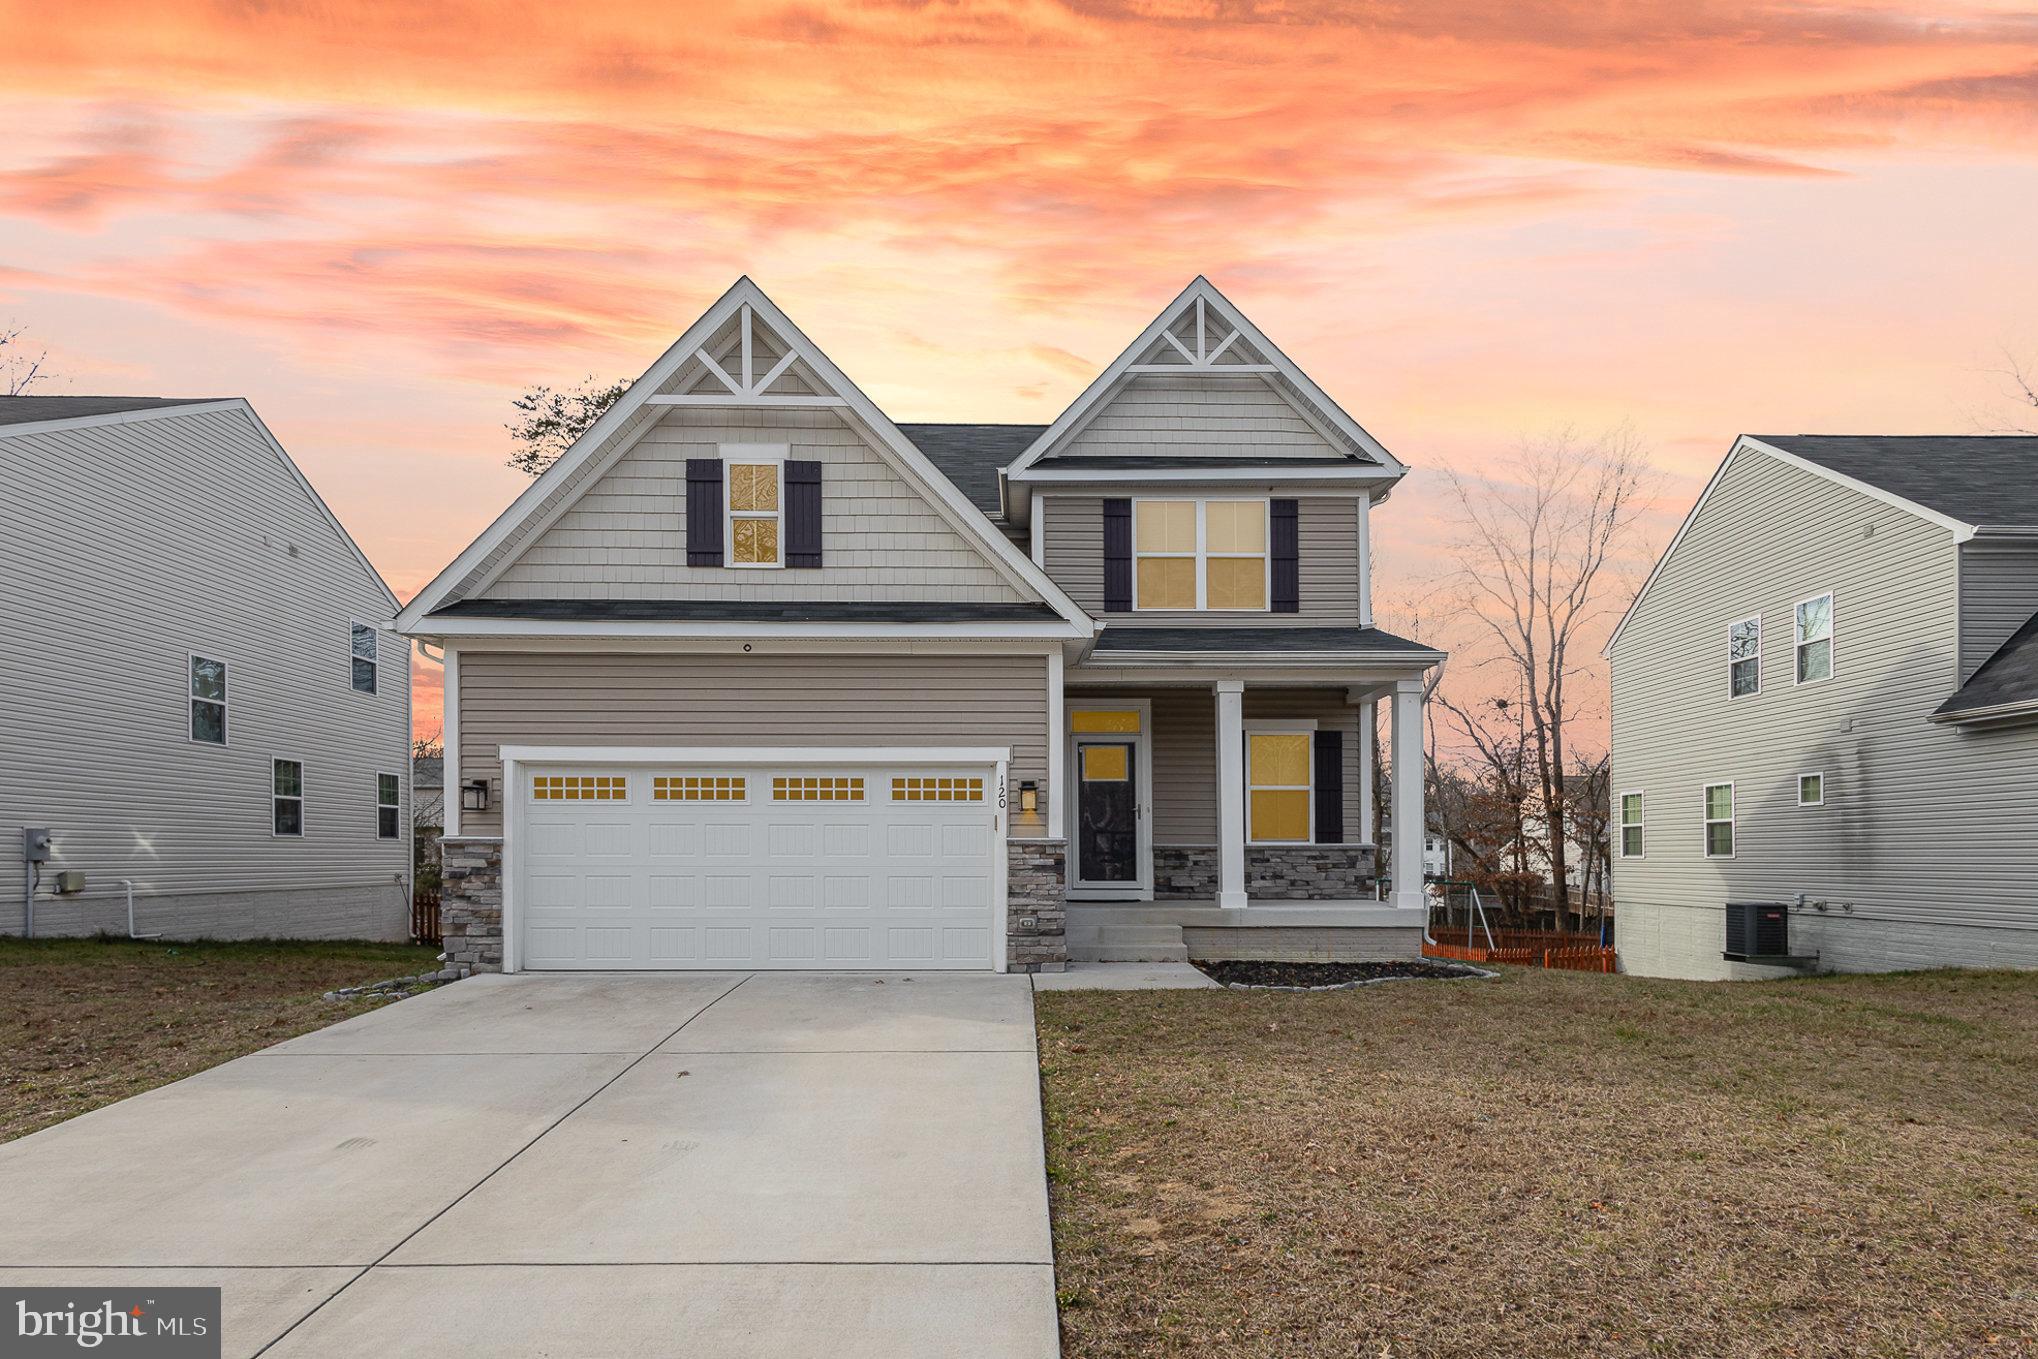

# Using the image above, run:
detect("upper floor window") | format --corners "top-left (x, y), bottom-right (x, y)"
top-left (1727, 616), bottom-right (1760, 698)
top-left (1618, 791), bottom-right (1644, 858)
top-left (1134, 499), bottom-right (1267, 611)
top-left (190, 655), bottom-right (227, 745)
top-left (1794, 593), bottom-right (1833, 684)
top-left (350, 623), bottom-right (378, 694)
top-left (727, 456), bottom-right (782, 568)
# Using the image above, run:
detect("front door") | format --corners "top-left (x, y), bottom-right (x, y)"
top-left (1074, 739), bottom-right (1139, 889)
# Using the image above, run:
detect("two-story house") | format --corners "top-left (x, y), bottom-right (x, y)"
top-left (2, 396), bottom-right (412, 940)
top-left (1608, 434), bottom-right (2038, 979)
top-left (397, 278), bottom-right (1442, 973)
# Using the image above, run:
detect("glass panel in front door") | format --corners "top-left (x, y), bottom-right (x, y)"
top-left (1077, 740), bottom-right (1138, 884)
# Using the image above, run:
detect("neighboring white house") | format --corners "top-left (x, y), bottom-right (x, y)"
top-left (1, 396), bottom-right (412, 940)
top-left (399, 277), bottom-right (1444, 974)
top-left (1608, 434), bottom-right (2038, 979)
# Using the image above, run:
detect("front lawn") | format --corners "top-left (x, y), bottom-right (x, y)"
top-left (0, 937), bottom-right (438, 1142)
top-left (1037, 967), bottom-right (2038, 1358)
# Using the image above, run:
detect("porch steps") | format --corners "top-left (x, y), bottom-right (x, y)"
top-left (1065, 908), bottom-right (1191, 964)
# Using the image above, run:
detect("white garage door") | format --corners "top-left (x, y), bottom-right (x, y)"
top-left (513, 762), bottom-right (1001, 970)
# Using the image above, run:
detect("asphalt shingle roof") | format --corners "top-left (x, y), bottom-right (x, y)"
top-left (429, 598), bottom-right (1063, 623)
top-left (1753, 435), bottom-right (2038, 529)
top-left (1937, 610), bottom-right (2038, 721)
top-left (897, 423), bottom-right (1044, 518)
top-left (0, 395), bottom-right (223, 427)
top-left (1090, 625), bottom-right (1437, 655)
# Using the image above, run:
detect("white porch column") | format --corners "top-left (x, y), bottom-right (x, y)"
top-left (1356, 698), bottom-right (1376, 842)
top-left (1389, 677), bottom-right (1426, 912)
top-left (1214, 679), bottom-right (1247, 909)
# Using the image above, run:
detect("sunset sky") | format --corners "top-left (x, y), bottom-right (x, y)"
top-left (5, 0), bottom-right (2036, 742)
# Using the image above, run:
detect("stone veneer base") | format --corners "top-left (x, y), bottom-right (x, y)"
top-left (1154, 844), bottom-right (1378, 901)
top-left (1007, 839), bottom-right (1069, 973)
top-left (439, 836), bottom-right (506, 973)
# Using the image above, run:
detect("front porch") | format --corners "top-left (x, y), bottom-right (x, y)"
top-left (1050, 639), bottom-right (1439, 964)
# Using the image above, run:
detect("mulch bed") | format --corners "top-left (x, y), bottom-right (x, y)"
top-left (1192, 958), bottom-right (1486, 989)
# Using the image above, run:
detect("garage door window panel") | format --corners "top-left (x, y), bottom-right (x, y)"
top-left (533, 775), bottom-right (628, 801)
top-left (656, 775), bottom-right (747, 802)
top-left (772, 775), bottom-right (865, 802)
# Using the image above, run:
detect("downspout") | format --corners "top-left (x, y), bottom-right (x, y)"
top-left (21, 862), bottom-right (33, 940)
top-left (122, 880), bottom-right (160, 940)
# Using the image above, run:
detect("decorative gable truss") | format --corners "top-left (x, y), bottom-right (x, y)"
top-left (1005, 276), bottom-right (1407, 485)
top-left (395, 279), bottom-right (1095, 637)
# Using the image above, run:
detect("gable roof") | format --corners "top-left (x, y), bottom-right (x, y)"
top-left (394, 279), bottom-right (1095, 636)
top-left (1751, 435), bottom-right (2038, 531)
top-left (0, 394), bottom-right (398, 611)
top-left (899, 423), bottom-right (1044, 518)
top-left (1607, 433), bottom-right (2038, 656)
top-left (1933, 610), bottom-right (2038, 726)
top-left (0, 395), bottom-right (226, 428)
top-left (1004, 277), bottom-right (1405, 488)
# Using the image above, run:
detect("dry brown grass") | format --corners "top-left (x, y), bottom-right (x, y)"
top-left (0, 936), bottom-right (438, 1142)
top-left (1037, 967), bottom-right (2038, 1359)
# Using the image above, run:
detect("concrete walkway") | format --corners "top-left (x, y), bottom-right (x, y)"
top-left (0, 973), bottom-right (1058, 1358)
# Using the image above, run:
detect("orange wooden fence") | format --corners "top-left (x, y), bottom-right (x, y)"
top-left (1424, 929), bottom-right (1617, 972)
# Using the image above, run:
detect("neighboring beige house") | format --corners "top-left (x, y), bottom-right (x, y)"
top-left (1608, 434), bottom-right (2038, 979)
top-left (399, 277), bottom-right (1444, 973)
top-left (1, 396), bottom-right (412, 940)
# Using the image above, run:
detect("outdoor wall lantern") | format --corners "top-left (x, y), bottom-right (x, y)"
top-left (461, 779), bottom-right (491, 813)
top-left (1019, 781), bottom-right (1038, 814)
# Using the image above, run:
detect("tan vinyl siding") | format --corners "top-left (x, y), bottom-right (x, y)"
top-left (1609, 445), bottom-right (2038, 979)
top-left (1071, 687), bottom-right (1365, 843)
top-left (0, 407), bottom-right (410, 931)
top-left (456, 652), bottom-right (1050, 837)
top-left (487, 406), bottom-right (1024, 603)
top-left (1043, 494), bottom-right (1361, 625)
top-left (1958, 541), bottom-right (2038, 681)
top-left (1061, 374), bottom-right (1346, 458)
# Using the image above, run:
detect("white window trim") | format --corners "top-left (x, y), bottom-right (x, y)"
top-left (273, 757), bottom-right (306, 839)
top-left (376, 771), bottom-right (402, 839)
top-left (722, 442), bottom-right (788, 570)
top-left (188, 652), bottom-right (228, 747)
top-left (350, 620), bottom-right (379, 695)
top-left (1132, 497), bottom-right (1271, 612)
top-left (1797, 771), bottom-right (1825, 807)
top-left (1726, 614), bottom-right (1761, 700)
top-left (1244, 718), bottom-right (1316, 845)
top-left (1702, 780), bottom-right (1735, 860)
top-left (1793, 590), bottom-right (1835, 687)
top-left (1617, 789), bottom-right (1645, 860)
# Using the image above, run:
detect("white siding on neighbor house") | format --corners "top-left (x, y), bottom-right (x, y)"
top-left (0, 406), bottom-right (411, 937)
top-left (485, 406), bottom-right (1026, 603)
top-left (1042, 493), bottom-right (1363, 625)
top-left (455, 651), bottom-right (1051, 839)
top-left (1958, 540), bottom-right (2038, 681)
top-left (1060, 374), bottom-right (1349, 459)
top-left (1609, 445), bottom-right (2038, 979)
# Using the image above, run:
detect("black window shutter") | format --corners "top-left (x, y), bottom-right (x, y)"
top-left (1271, 498), bottom-right (1300, 613)
top-left (785, 460), bottom-right (823, 568)
top-left (1313, 728), bottom-right (1344, 844)
top-left (685, 459), bottom-right (723, 567)
top-left (1103, 498), bottom-right (1132, 612)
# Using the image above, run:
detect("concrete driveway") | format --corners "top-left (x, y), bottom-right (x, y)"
top-left (0, 972), bottom-right (1058, 1357)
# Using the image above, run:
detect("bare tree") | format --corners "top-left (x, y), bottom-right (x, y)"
top-left (1, 323), bottom-right (50, 395)
top-left (508, 377), bottom-right (630, 476)
top-left (1978, 348), bottom-right (2038, 434)
top-left (1437, 426), bottom-right (1652, 925)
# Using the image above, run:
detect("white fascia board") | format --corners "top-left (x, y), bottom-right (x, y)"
top-left (1010, 463), bottom-right (1397, 485)
top-left (1078, 650), bottom-right (1444, 667)
top-left (395, 281), bottom-right (760, 630)
top-left (1605, 436), bottom-right (1979, 658)
top-left (1068, 664), bottom-right (1436, 687)
top-left (404, 616), bottom-right (1092, 641)
top-left (0, 398), bottom-right (244, 441)
top-left (500, 744), bottom-right (1013, 766)
top-left (1927, 699), bottom-right (2038, 727)
top-left (1006, 276), bottom-right (1404, 478)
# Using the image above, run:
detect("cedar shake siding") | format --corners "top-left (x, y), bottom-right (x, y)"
top-left (456, 652), bottom-right (1053, 837)
top-left (488, 406), bottom-right (1026, 604)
